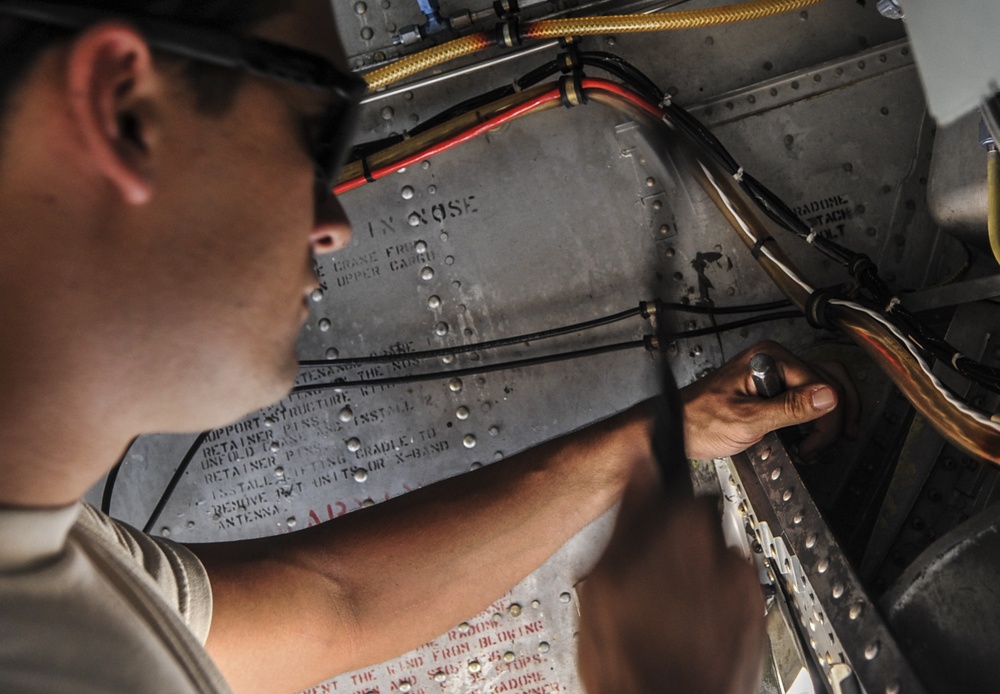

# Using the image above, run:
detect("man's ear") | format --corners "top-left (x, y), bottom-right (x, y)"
top-left (65, 22), bottom-right (158, 205)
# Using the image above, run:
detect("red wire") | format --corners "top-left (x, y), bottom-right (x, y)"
top-left (334, 78), bottom-right (663, 195)
top-left (581, 78), bottom-right (664, 119)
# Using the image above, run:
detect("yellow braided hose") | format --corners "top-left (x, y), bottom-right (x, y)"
top-left (365, 32), bottom-right (493, 91)
top-left (988, 148), bottom-right (1000, 267)
top-left (524, 0), bottom-right (825, 39)
top-left (364, 0), bottom-right (827, 91)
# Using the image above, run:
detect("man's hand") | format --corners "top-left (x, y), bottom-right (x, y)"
top-left (578, 484), bottom-right (766, 694)
top-left (681, 340), bottom-right (861, 460)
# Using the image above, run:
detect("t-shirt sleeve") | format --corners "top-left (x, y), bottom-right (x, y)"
top-left (74, 504), bottom-right (214, 644)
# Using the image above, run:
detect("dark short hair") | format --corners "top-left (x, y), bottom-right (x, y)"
top-left (0, 0), bottom-right (286, 116)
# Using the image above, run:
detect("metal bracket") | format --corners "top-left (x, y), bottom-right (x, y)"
top-left (727, 434), bottom-right (927, 694)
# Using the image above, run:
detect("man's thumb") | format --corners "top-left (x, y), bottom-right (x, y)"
top-left (770, 385), bottom-right (837, 428)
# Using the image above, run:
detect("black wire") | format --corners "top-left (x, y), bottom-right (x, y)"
top-left (295, 339), bottom-right (649, 393)
top-left (142, 431), bottom-right (209, 534)
top-left (139, 309), bottom-right (801, 526)
top-left (300, 303), bottom-right (647, 368)
top-left (101, 438), bottom-right (135, 515)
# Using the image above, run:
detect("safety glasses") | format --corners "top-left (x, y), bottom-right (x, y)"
top-left (0, 0), bottom-right (367, 191)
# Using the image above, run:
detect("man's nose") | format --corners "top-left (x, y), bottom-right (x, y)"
top-left (310, 184), bottom-right (353, 255)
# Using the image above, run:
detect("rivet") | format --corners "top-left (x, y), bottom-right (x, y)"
top-left (415, 241), bottom-right (428, 253)
top-left (771, 467), bottom-right (782, 480)
top-left (408, 213), bottom-right (422, 227)
top-left (362, 27), bottom-right (375, 41)
top-left (509, 603), bottom-right (522, 617)
top-left (420, 266), bottom-right (434, 280)
top-left (849, 602), bottom-right (863, 620)
top-left (832, 583), bottom-right (844, 599)
top-left (287, 517), bottom-right (297, 528)
top-left (433, 671), bottom-right (447, 683)
top-left (310, 289), bottom-right (324, 302)
top-left (274, 467), bottom-right (284, 478)
top-left (449, 378), bottom-right (463, 392)
top-left (760, 447), bottom-right (771, 461)
top-left (353, 468), bottom-right (368, 482)
top-left (325, 347), bottom-right (339, 359)
top-left (347, 437), bottom-right (361, 452)
top-left (865, 641), bottom-right (880, 660)
top-left (503, 651), bottom-right (516, 663)
top-left (463, 434), bottom-right (477, 448)
top-left (434, 322), bottom-right (449, 336)
top-left (398, 682), bottom-right (412, 693)
top-left (489, 426), bottom-right (499, 436)
top-left (805, 533), bottom-right (817, 548)
top-left (817, 558), bottom-right (829, 573)
top-left (559, 592), bottom-right (572, 603)
top-left (782, 488), bottom-right (793, 502)
top-left (318, 318), bottom-right (332, 332)
top-left (339, 407), bottom-right (354, 423)
top-left (456, 406), bottom-right (470, 420)
top-left (401, 185), bottom-right (414, 200)
top-left (538, 641), bottom-right (550, 653)
top-left (468, 660), bottom-right (482, 674)
top-left (269, 441), bottom-right (280, 452)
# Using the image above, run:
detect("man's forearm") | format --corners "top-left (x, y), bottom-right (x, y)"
top-left (190, 403), bottom-right (652, 693)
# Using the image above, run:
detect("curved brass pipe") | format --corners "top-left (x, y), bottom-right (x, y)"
top-left (646, 111), bottom-right (1000, 463)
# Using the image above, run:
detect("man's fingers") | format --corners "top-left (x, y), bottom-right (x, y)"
top-left (758, 383), bottom-right (838, 432)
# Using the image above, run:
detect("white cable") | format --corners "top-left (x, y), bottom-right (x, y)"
top-left (829, 299), bottom-right (1000, 433)
top-left (699, 162), bottom-right (814, 295)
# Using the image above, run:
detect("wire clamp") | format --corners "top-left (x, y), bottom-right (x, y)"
top-left (493, 0), bottom-right (519, 19)
top-left (557, 43), bottom-right (582, 74)
top-left (559, 73), bottom-right (587, 108)
top-left (805, 286), bottom-right (843, 331)
top-left (494, 18), bottom-right (522, 48)
top-left (806, 229), bottom-right (818, 245)
top-left (659, 94), bottom-right (673, 109)
top-left (733, 167), bottom-right (745, 183)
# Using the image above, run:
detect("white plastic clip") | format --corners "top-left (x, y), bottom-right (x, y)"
top-left (951, 352), bottom-right (964, 369)
top-left (885, 296), bottom-right (901, 312)
top-left (806, 230), bottom-right (818, 245)
top-left (733, 167), bottom-right (745, 182)
top-left (659, 94), bottom-right (672, 109)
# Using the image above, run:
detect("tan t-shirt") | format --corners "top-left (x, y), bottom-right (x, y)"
top-left (0, 503), bottom-right (230, 693)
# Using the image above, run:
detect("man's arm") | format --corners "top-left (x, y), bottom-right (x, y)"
top-left (189, 404), bottom-right (652, 694)
top-left (188, 340), bottom-right (859, 694)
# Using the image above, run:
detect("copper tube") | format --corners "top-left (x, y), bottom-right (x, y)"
top-left (648, 110), bottom-right (1000, 463)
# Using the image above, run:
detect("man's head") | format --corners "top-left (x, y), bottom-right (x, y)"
top-left (0, 0), bottom-right (358, 446)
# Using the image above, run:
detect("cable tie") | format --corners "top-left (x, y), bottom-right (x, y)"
top-left (733, 167), bottom-right (745, 183)
top-left (750, 235), bottom-right (775, 260)
top-left (885, 296), bottom-right (901, 313)
top-left (806, 230), bottom-right (818, 245)
top-left (361, 157), bottom-right (375, 183)
top-left (659, 94), bottom-right (672, 109)
top-left (643, 335), bottom-right (660, 352)
top-left (951, 352), bottom-right (965, 370)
